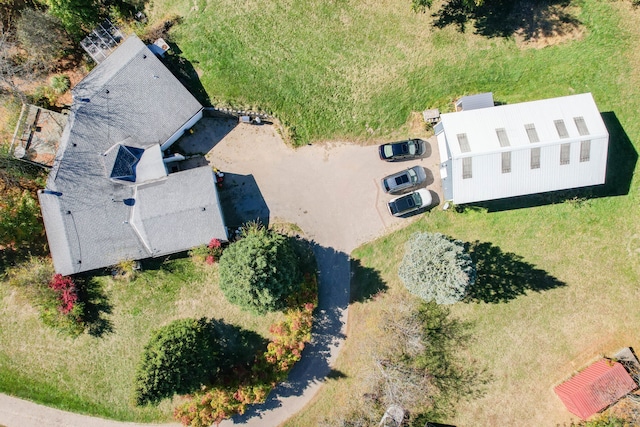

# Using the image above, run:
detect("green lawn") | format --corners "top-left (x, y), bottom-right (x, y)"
top-left (1, 0), bottom-right (639, 424)
top-left (148, 0), bottom-right (632, 146)
top-left (0, 258), bottom-right (284, 421)
top-left (279, 1), bottom-right (640, 426)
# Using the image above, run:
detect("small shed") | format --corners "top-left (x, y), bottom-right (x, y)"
top-left (435, 93), bottom-right (609, 204)
top-left (554, 359), bottom-right (637, 420)
top-left (455, 92), bottom-right (494, 111)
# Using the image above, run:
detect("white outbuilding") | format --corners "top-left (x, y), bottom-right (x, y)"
top-left (435, 93), bottom-right (609, 204)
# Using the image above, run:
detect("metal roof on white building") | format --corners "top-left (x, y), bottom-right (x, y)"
top-left (439, 93), bottom-right (608, 158)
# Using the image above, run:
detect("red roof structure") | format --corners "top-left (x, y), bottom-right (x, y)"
top-left (555, 359), bottom-right (638, 419)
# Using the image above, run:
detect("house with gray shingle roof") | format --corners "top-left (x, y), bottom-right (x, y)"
top-left (39, 35), bottom-right (227, 275)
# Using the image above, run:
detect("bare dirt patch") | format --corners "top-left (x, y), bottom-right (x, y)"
top-left (512, 1), bottom-right (585, 49)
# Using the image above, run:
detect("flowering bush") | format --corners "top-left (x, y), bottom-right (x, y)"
top-left (173, 274), bottom-right (317, 426)
top-left (190, 238), bottom-right (225, 265)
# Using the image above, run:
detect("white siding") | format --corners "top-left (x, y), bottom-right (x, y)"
top-left (161, 109), bottom-right (204, 151)
top-left (440, 93), bottom-right (609, 204)
top-left (436, 130), bottom-right (454, 201)
top-left (450, 136), bottom-right (608, 204)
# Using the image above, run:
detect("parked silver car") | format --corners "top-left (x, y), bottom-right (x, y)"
top-left (381, 166), bottom-right (427, 194)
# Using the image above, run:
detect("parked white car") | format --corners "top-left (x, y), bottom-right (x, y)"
top-left (387, 188), bottom-right (432, 217)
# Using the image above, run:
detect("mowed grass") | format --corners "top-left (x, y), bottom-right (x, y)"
top-left (281, 2), bottom-right (640, 427)
top-left (1, 0), bottom-right (639, 424)
top-left (0, 259), bottom-right (284, 421)
top-left (149, 0), bottom-right (631, 145)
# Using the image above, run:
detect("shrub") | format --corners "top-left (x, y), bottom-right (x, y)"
top-left (43, 274), bottom-right (84, 335)
top-left (6, 260), bottom-right (84, 335)
top-left (50, 74), bottom-right (71, 94)
top-left (218, 223), bottom-right (301, 314)
top-left (398, 232), bottom-right (475, 304)
top-left (173, 273), bottom-right (318, 426)
top-left (134, 318), bottom-right (220, 405)
top-left (189, 238), bottom-right (224, 265)
top-left (0, 189), bottom-right (43, 249)
top-left (113, 259), bottom-right (139, 281)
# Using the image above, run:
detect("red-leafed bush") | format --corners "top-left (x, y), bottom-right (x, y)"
top-left (49, 274), bottom-right (78, 314)
top-left (190, 238), bottom-right (225, 265)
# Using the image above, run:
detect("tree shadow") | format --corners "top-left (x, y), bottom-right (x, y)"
top-left (432, 0), bottom-right (581, 40)
top-left (432, 0), bottom-right (473, 33)
top-left (350, 258), bottom-right (387, 303)
top-left (466, 111), bottom-right (637, 212)
top-left (210, 320), bottom-right (269, 374)
top-left (75, 275), bottom-right (113, 337)
top-left (465, 240), bottom-right (565, 303)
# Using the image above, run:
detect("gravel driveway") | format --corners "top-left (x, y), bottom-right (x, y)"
top-left (0, 117), bottom-right (442, 427)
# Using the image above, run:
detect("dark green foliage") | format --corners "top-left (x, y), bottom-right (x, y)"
top-left (0, 189), bottom-right (43, 249)
top-left (134, 318), bottom-right (220, 405)
top-left (398, 232), bottom-right (476, 304)
top-left (133, 317), bottom-right (265, 405)
top-left (43, 0), bottom-right (102, 36)
top-left (218, 223), bottom-right (302, 314)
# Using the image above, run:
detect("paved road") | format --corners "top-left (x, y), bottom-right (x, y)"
top-left (0, 119), bottom-right (440, 427)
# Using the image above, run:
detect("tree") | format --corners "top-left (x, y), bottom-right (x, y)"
top-left (398, 232), bottom-right (475, 304)
top-left (218, 223), bottom-right (301, 314)
top-left (133, 318), bottom-right (221, 405)
top-left (0, 24), bottom-right (27, 100)
top-left (0, 188), bottom-right (43, 248)
top-left (15, 9), bottom-right (72, 73)
top-left (43, 0), bottom-right (102, 36)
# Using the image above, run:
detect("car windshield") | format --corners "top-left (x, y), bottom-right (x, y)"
top-left (408, 141), bottom-right (417, 155)
top-left (384, 145), bottom-right (394, 157)
top-left (411, 192), bottom-right (422, 205)
top-left (407, 168), bottom-right (416, 182)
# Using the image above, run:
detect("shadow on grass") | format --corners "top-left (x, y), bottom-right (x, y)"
top-left (465, 240), bottom-right (565, 303)
top-left (161, 43), bottom-right (211, 107)
top-left (75, 276), bottom-right (113, 337)
top-left (466, 111), bottom-right (637, 212)
top-left (390, 302), bottom-right (489, 424)
top-left (432, 0), bottom-right (581, 40)
top-left (350, 258), bottom-right (387, 303)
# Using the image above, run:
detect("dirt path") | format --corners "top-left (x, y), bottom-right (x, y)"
top-left (0, 118), bottom-right (442, 427)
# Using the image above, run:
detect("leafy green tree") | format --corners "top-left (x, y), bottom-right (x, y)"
top-left (134, 318), bottom-right (220, 405)
top-left (0, 189), bottom-right (43, 248)
top-left (218, 223), bottom-right (301, 314)
top-left (43, 0), bottom-right (102, 36)
top-left (398, 232), bottom-right (475, 304)
top-left (16, 9), bottom-right (72, 73)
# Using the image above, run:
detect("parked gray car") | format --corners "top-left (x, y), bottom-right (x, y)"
top-left (381, 166), bottom-right (427, 194)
